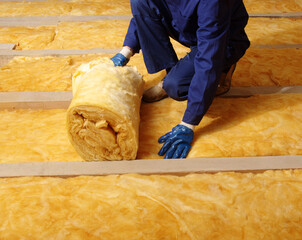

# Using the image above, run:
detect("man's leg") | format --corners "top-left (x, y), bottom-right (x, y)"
top-left (216, 63), bottom-right (237, 96)
top-left (130, 0), bottom-right (178, 74)
top-left (216, 0), bottom-right (250, 96)
top-left (163, 46), bottom-right (198, 101)
top-left (143, 46), bottom-right (197, 102)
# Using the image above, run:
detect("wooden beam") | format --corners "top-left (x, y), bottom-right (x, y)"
top-left (0, 13), bottom-right (300, 27)
top-left (0, 155), bottom-right (301, 178)
top-left (222, 86), bottom-right (302, 97)
top-left (252, 44), bottom-right (302, 49)
top-left (0, 44), bottom-right (300, 58)
top-left (1, 87), bottom-right (301, 110)
top-left (249, 12), bottom-right (302, 18)
top-left (0, 91), bottom-right (72, 109)
top-left (0, 43), bottom-right (16, 50)
top-left (0, 48), bottom-right (120, 56)
top-left (0, 15), bottom-right (132, 27)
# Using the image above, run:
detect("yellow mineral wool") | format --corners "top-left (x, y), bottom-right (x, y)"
top-left (0, 94), bottom-right (301, 163)
top-left (0, 18), bottom-right (301, 50)
top-left (0, 53), bottom-right (170, 92)
top-left (0, 0), bottom-right (301, 16)
top-left (0, 170), bottom-right (301, 239)
top-left (46, 20), bottom-right (129, 49)
top-left (0, 1), bottom-right (71, 17)
top-left (66, 58), bottom-right (144, 160)
top-left (0, 0), bottom-right (131, 17)
top-left (247, 18), bottom-right (302, 45)
top-left (0, 109), bottom-right (82, 163)
top-left (232, 47), bottom-right (302, 86)
top-left (68, 1), bottom-right (131, 16)
top-left (0, 47), bottom-right (301, 92)
top-left (0, 54), bottom-right (107, 92)
top-left (244, 0), bottom-right (302, 12)
top-left (138, 93), bottom-right (302, 159)
top-left (0, 26), bottom-right (55, 50)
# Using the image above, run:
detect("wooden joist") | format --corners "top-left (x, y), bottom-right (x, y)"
top-left (0, 44), bottom-right (300, 56)
top-left (0, 43), bottom-right (15, 50)
top-left (0, 15), bottom-right (132, 27)
top-left (0, 13), bottom-right (301, 27)
top-left (0, 155), bottom-right (301, 178)
top-left (249, 12), bottom-right (302, 18)
top-left (0, 48), bottom-right (120, 56)
top-left (1, 87), bottom-right (302, 109)
top-left (0, 91), bottom-right (72, 109)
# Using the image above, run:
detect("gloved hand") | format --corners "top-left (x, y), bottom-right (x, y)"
top-left (111, 53), bottom-right (129, 67)
top-left (158, 124), bottom-right (194, 159)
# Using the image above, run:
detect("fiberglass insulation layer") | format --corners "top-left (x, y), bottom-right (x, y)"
top-left (0, 47), bottom-right (301, 92)
top-left (0, 94), bottom-right (301, 163)
top-left (243, 0), bottom-right (302, 12)
top-left (0, 171), bottom-right (301, 239)
top-left (0, 18), bottom-right (301, 50)
top-left (0, 53), bottom-right (167, 92)
top-left (0, 0), bottom-right (131, 17)
top-left (0, 0), bottom-right (300, 16)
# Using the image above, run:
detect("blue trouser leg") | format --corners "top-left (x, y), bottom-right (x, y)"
top-left (225, 0), bottom-right (250, 70)
top-left (162, 46), bottom-right (197, 101)
top-left (130, 0), bottom-right (178, 74)
top-left (163, 46), bottom-right (237, 101)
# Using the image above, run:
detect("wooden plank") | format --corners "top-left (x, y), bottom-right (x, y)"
top-left (0, 155), bottom-right (301, 177)
top-left (0, 87), bottom-right (302, 109)
top-left (0, 48), bottom-right (120, 56)
top-left (0, 12), bottom-right (302, 27)
top-left (0, 43), bottom-right (15, 50)
top-left (0, 13), bottom-right (301, 27)
top-left (0, 91), bottom-right (72, 109)
top-left (249, 12), bottom-right (302, 18)
top-left (252, 44), bottom-right (302, 49)
top-left (0, 15), bottom-right (132, 27)
top-left (0, 44), bottom-right (300, 58)
top-left (222, 86), bottom-right (302, 97)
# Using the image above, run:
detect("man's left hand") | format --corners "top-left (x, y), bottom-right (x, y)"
top-left (158, 124), bottom-right (194, 159)
top-left (111, 53), bottom-right (129, 67)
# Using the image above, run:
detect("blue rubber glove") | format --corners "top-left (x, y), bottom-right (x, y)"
top-left (158, 124), bottom-right (194, 159)
top-left (111, 53), bottom-right (129, 67)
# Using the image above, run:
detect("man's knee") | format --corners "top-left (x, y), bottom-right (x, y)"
top-left (131, 0), bottom-right (160, 18)
top-left (130, 0), bottom-right (149, 14)
top-left (163, 76), bottom-right (188, 101)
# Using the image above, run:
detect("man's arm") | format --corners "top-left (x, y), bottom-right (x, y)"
top-left (123, 18), bottom-right (141, 54)
top-left (183, 0), bottom-right (230, 125)
top-left (158, 0), bottom-right (230, 159)
top-left (111, 18), bottom-right (141, 66)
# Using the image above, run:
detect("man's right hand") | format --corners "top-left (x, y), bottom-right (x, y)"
top-left (111, 53), bottom-right (129, 67)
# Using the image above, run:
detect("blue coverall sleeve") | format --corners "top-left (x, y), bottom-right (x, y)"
top-left (182, 0), bottom-right (230, 125)
top-left (123, 18), bottom-right (141, 53)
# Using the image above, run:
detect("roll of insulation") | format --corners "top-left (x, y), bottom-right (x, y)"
top-left (67, 58), bottom-right (143, 161)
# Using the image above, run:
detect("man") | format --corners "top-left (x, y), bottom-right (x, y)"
top-left (111, 0), bottom-right (250, 159)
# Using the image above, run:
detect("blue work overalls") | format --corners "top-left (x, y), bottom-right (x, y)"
top-left (124, 0), bottom-right (250, 125)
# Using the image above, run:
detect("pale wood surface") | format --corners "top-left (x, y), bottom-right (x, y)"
top-left (1, 87), bottom-right (302, 110)
top-left (0, 14), bottom-right (301, 27)
top-left (0, 155), bottom-right (301, 177)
